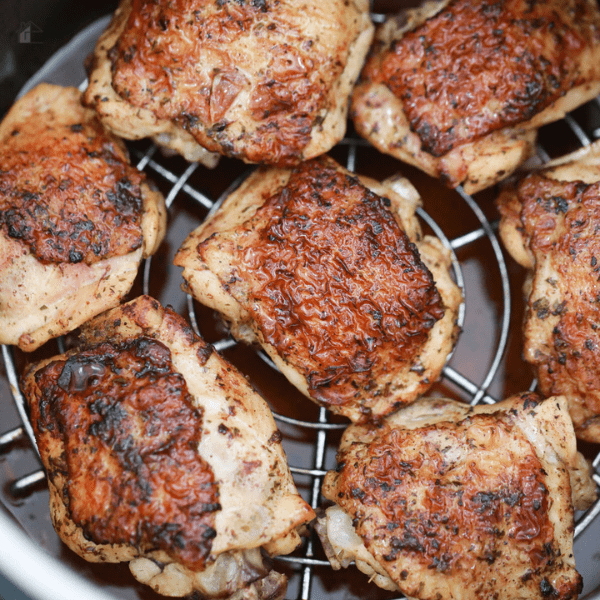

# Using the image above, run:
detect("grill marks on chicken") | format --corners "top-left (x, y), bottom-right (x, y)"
top-left (175, 157), bottom-right (461, 422)
top-left (29, 337), bottom-right (218, 571)
top-left (351, 0), bottom-right (600, 193)
top-left (497, 147), bottom-right (600, 442)
top-left (85, 0), bottom-right (373, 165)
top-left (319, 394), bottom-right (596, 600)
top-left (218, 159), bottom-right (445, 406)
top-left (0, 113), bottom-right (144, 265)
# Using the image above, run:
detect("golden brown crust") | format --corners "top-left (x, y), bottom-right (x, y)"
top-left (0, 97), bottom-right (145, 265)
top-left (0, 84), bottom-right (166, 351)
top-left (85, 0), bottom-right (374, 165)
top-left (321, 393), bottom-right (591, 600)
top-left (352, 0), bottom-right (600, 192)
top-left (497, 160), bottom-right (600, 442)
top-left (21, 295), bottom-right (315, 597)
top-left (26, 335), bottom-right (218, 571)
top-left (333, 414), bottom-right (554, 578)
top-left (365, 0), bottom-right (599, 157)
top-left (202, 157), bottom-right (444, 407)
top-left (175, 157), bottom-right (462, 422)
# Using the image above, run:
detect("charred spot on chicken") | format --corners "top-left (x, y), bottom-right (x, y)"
top-left (31, 336), bottom-right (219, 571)
top-left (21, 296), bottom-right (315, 599)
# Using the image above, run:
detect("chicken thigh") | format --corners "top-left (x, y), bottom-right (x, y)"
top-left (318, 393), bottom-right (596, 600)
top-left (84, 0), bottom-right (374, 166)
top-left (0, 84), bottom-right (166, 352)
top-left (175, 156), bottom-right (462, 422)
top-left (498, 140), bottom-right (600, 443)
top-left (21, 295), bottom-right (315, 599)
top-left (351, 0), bottom-right (600, 194)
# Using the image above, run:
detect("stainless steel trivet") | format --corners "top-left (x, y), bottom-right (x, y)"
top-left (2, 11), bottom-right (600, 600)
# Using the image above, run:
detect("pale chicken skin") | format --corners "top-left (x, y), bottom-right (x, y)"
top-left (498, 140), bottom-right (600, 443)
top-left (21, 295), bottom-right (315, 599)
top-left (175, 156), bottom-right (462, 422)
top-left (351, 0), bottom-right (600, 193)
top-left (0, 84), bottom-right (166, 352)
top-left (318, 393), bottom-right (597, 600)
top-left (84, 0), bottom-right (374, 166)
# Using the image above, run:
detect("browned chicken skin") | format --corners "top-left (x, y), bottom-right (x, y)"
top-left (351, 0), bottom-right (600, 193)
top-left (30, 336), bottom-right (218, 571)
top-left (318, 393), bottom-right (596, 600)
top-left (175, 156), bottom-right (462, 422)
top-left (84, 0), bottom-right (374, 165)
top-left (498, 140), bottom-right (600, 443)
top-left (21, 296), bottom-right (315, 598)
top-left (1, 119), bottom-right (143, 265)
top-left (0, 84), bottom-right (166, 351)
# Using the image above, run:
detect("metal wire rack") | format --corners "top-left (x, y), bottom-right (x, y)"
top-left (2, 10), bottom-right (600, 600)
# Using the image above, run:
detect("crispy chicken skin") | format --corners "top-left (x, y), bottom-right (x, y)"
top-left (498, 140), bottom-right (600, 443)
top-left (83, 0), bottom-right (374, 166)
top-left (21, 295), bottom-right (315, 599)
top-left (175, 156), bottom-right (462, 422)
top-left (0, 84), bottom-right (166, 352)
top-left (318, 393), bottom-right (596, 600)
top-left (351, 0), bottom-right (600, 194)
